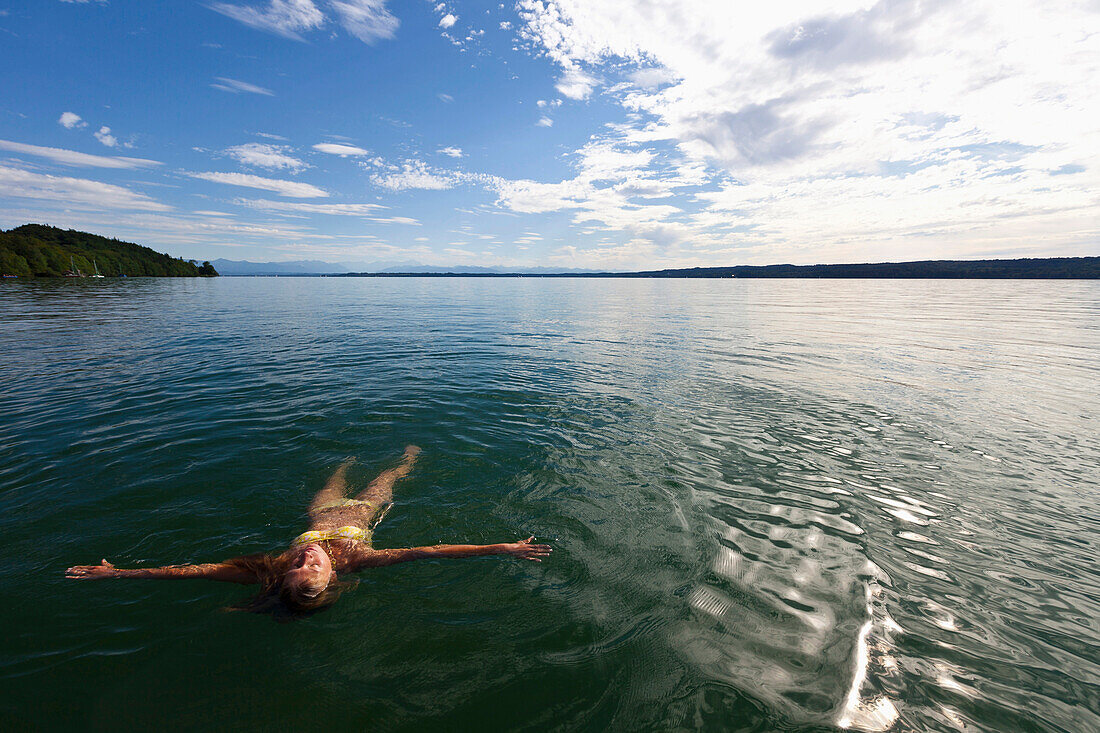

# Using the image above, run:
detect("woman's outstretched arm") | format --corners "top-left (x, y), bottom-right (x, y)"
top-left (66, 559), bottom-right (258, 584)
top-left (353, 536), bottom-right (551, 569)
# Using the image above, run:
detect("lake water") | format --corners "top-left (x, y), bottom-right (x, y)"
top-left (0, 277), bottom-right (1097, 731)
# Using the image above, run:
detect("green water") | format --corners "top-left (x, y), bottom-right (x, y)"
top-left (1, 277), bottom-right (1097, 731)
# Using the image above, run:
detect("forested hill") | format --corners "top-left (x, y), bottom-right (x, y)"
top-left (0, 224), bottom-right (217, 277)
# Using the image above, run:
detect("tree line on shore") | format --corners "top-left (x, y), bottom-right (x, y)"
top-left (0, 224), bottom-right (217, 277)
top-left (625, 258), bottom-right (1099, 279)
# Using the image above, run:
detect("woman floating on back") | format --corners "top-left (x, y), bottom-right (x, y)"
top-left (66, 446), bottom-right (551, 619)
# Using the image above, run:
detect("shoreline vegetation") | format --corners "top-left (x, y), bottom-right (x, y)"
top-left (0, 224), bottom-right (217, 278)
top-left (2, 224), bottom-right (1095, 279)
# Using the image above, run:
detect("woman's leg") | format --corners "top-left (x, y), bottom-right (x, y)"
top-left (353, 445), bottom-right (420, 508)
top-left (309, 457), bottom-right (356, 515)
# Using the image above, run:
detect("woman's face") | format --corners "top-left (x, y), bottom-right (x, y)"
top-left (285, 543), bottom-right (333, 593)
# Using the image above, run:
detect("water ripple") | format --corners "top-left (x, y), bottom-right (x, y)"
top-left (1, 277), bottom-right (1097, 731)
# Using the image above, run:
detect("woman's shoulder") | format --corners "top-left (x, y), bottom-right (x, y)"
top-left (327, 538), bottom-right (373, 569)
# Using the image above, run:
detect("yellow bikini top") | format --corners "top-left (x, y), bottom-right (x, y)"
top-left (291, 526), bottom-right (369, 546)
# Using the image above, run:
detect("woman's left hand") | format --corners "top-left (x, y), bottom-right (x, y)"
top-left (503, 537), bottom-right (553, 562)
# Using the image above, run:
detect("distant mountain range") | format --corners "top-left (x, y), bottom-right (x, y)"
top-left (212, 259), bottom-right (354, 275)
top-left (211, 258), bottom-right (608, 276)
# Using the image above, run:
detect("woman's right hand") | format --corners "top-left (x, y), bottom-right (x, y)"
top-left (66, 559), bottom-right (119, 580)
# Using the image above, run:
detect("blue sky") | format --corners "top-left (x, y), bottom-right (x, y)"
top-left (1, 0), bottom-right (1096, 269)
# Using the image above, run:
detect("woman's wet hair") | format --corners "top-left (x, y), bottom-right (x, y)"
top-left (223, 553), bottom-right (355, 622)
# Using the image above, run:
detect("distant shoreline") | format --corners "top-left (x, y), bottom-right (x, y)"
top-left (230, 256), bottom-right (1100, 279)
top-left (5, 224), bottom-right (1096, 278)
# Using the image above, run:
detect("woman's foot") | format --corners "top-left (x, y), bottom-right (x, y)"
top-left (351, 446), bottom-right (420, 506)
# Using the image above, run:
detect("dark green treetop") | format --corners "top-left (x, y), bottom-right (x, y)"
top-left (0, 224), bottom-right (219, 277)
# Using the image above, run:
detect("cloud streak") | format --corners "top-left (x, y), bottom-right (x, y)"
top-left (186, 171), bottom-right (328, 197)
top-left (236, 199), bottom-right (384, 215)
top-left (0, 139), bottom-right (161, 168)
top-left (331, 0), bottom-right (398, 42)
top-left (209, 0), bottom-right (397, 43)
top-left (207, 0), bottom-right (325, 40)
top-left (313, 142), bottom-right (369, 156)
top-left (211, 77), bottom-right (274, 95)
top-left (0, 165), bottom-right (169, 211)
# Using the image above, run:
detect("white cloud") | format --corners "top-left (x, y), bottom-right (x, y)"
top-left (236, 198), bottom-right (384, 215)
top-left (0, 139), bottom-right (161, 168)
top-left (187, 171), bottom-right (328, 197)
top-left (312, 142), bottom-right (369, 156)
top-left (208, 0), bottom-right (325, 40)
top-left (224, 142), bottom-right (309, 171)
top-left (438, 146), bottom-right (464, 158)
top-left (330, 0), bottom-right (398, 43)
top-left (94, 126), bottom-right (117, 147)
top-left (627, 67), bottom-right (677, 90)
top-left (438, 93), bottom-right (454, 103)
top-left (536, 116), bottom-right (553, 127)
top-left (0, 165), bottom-right (169, 211)
top-left (483, 136), bottom-right (722, 266)
top-left (58, 112), bottom-right (85, 129)
top-left (493, 178), bottom-right (586, 214)
top-left (211, 77), bottom-right (274, 95)
top-left (554, 68), bottom-right (598, 100)
top-left (439, 13), bottom-right (456, 29)
top-left (511, 0), bottom-right (1100, 264)
top-left (369, 160), bottom-right (461, 191)
top-left (236, 199), bottom-right (420, 225)
top-left (370, 216), bottom-right (420, 225)
top-left (209, 0), bottom-right (397, 43)
top-left (500, 21), bottom-right (511, 30)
